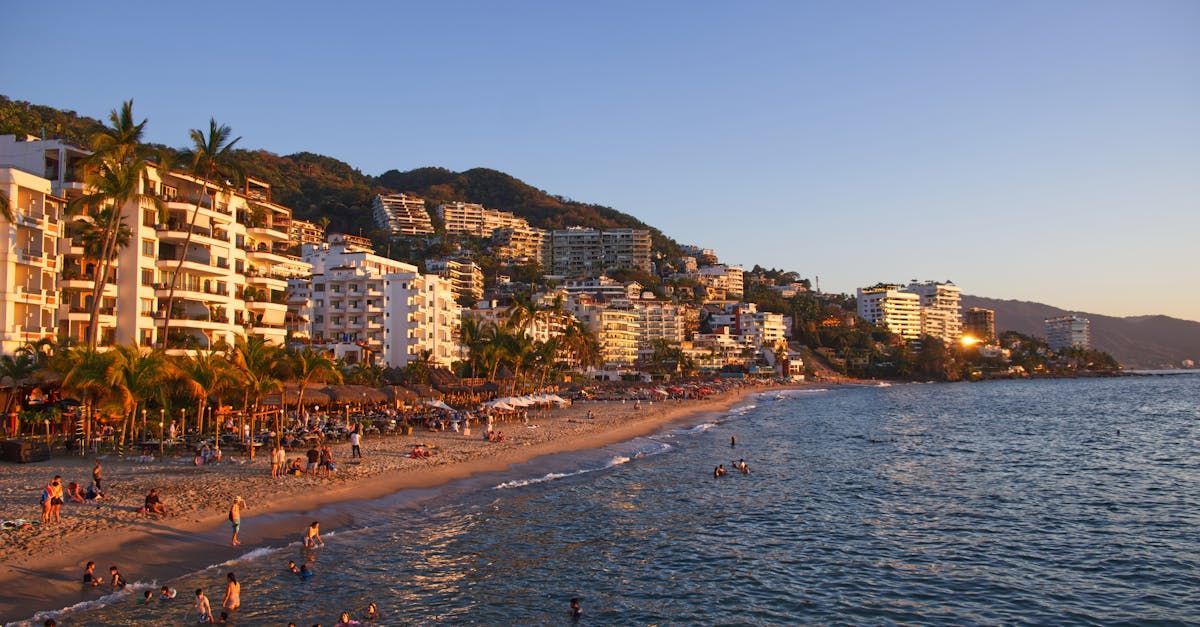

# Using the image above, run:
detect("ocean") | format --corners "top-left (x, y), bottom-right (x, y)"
top-left (23, 375), bottom-right (1200, 625)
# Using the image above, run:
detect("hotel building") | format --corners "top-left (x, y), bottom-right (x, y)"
top-left (492, 224), bottom-right (550, 267)
top-left (550, 227), bottom-right (651, 277)
top-left (0, 135), bottom-right (310, 352)
top-left (964, 307), bottom-right (996, 343)
top-left (384, 271), bottom-right (462, 368)
top-left (425, 258), bottom-right (484, 302)
top-left (1045, 315), bottom-right (1091, 351)
top-left (289, 218), bottom-right (325, 248)
top-left (906, 280), bottom-right (963, 345)
top-left (856, 285), bottom-right (922, 340)
top-left (437, 202), bottom-right (526, 237)
top-left (566, 294), bottom-right (640, 368)
top-left (372, 193), bottom-right (434, 236)
top-left (0, 165), bottom-right (64, 354)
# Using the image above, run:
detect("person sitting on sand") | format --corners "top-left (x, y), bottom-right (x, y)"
top-left (109, 565), bottom-right (126, 589)
top-left (142, 488), bottom-right (167, 516)
top-left (85, 482), bottom-right (103, 501)
top-left (83, 561), bottom-right (100, 587)
top-left (66, 481), bottom-right (85, 503)
top-left (304, 521), bottom-right (325, 548)
top-left (195, 588), bottom-right (213, 623)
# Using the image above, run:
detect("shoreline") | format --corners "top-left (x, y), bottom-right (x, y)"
top-left (1, 382), bottom-right (815, 623)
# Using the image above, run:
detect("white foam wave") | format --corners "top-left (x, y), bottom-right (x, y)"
top-left (677, 422), bottom-right (718, 435)
top-left (216, 546), bottom-right (281, 567)
top-left (23, 580), bottom-right (158, 626)
top-left (494, 454), bottom-right (634, 490)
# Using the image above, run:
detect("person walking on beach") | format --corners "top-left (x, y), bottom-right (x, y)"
top-left (222, 572), bottom-right (240, 612)
top-left (195, 588), bottom-right (213, 623)
top-left (229, 497), bottom-right (247, 546)
top-left (350, 429), bottom-right (362, 459)
top-left (304, 521), bottom-right (325, 548)
top-left (92, 461), bottom-right (103, 491)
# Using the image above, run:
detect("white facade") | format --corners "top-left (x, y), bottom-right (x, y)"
top-left (437, 202), bottom-right (526, 237)
top-left (550, 227), bottom-right (651, 276)
top-left (1045, 315), bottom-right (1090, 351)
top-left (384, 272), bottom-right (462, 367)
top-left (492, 224), bottom-right (549, 267)
top-left (425, 258), bottom-right (484, 302)
top-left (856, 285), bottom-right (922, 340)
top-left (566, 295), bottom-right (639, 367)
top-left (0, 166), bottom-right (63, 353)
top-left (906, 280), bottom-right (962, 344)
top-left (372, 193), bottom-right (434, 236)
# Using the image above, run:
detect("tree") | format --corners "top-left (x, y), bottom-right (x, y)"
top-left (61, 348), bottom-right (120, 447)
top-left (176, 348), bottom-right (236, 440)
top-left (290, 347), bottom-right (342, 421)
top-left (560, 320), bottom-right (601, 371)
top-left (109, 345), bottom-right (176, 452)
top-left (0, 190), bottom-right (11, 223)
top-left (160, 118), bottom-right (242, 347)
top-left (229, 336), bottom-right (283, 459)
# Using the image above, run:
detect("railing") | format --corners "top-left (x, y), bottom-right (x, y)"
top-left (154, 282), bottom-right (228, 296)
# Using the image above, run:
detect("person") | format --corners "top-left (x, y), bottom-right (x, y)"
top-left (169, 420), bottom-right (178, 440)
top-left (730, 435), bottom-right (736, 448)
top-left (143, 488), bottom-right (166, 516)
top-left (66, 481), bottom-right (85, 503)
top-left (587, 410), bottom-right (594, 420)
top-left (299, 563), bottom-right (313, 579)
top-left (306, 445), bottom-right (320, 474)
top-left (319, 445), bottom-right (334, 477)
top-left (195, 588), bottom-right (213, 623)
top-left (92, 461), bottom-right (103, 491)
top-left (288, 560), bottom-right (301, 574)
top-left (82, 561), bottom-right (100, 587)
top-left (738, 459), bottom-right (750, 474)
top-left (336, 610), bottom-right (362, 626)
top-left (304, 521), bottom-right (325, 548)
top-left (271, 445), bottom-right (286, 478)
top-left (570, 597), bottom-right (583, 620)
top-left (229, 497), bottom-right (246, 546)
top-left (43, 620), bottom-right (56, 627)
top-left (109, 565), bottom-right (126, 589)
top-left (713, 466), bottom-right (721, 479)
top-left (160, 585), bottom-right (177, 600)
top-left (141, 590), bottom-right (154, 604)
top-left (46, 476), bottom-right (64, 523)
top-left (222, 572), bottom-right (240, 611)
top-left (364, 602), bottom-right (378, 621)
top-left (350, 430), bottom-right (362, 459)
top-left (85, 482), bottom-right (103, 501)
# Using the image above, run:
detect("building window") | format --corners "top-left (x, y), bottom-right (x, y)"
top-left (142, 239), bottom-right (155, 256)
top-left (141, 269), bottom-right (154, 286)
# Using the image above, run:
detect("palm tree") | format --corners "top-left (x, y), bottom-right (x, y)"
top-left (177, 348), bottom-right (236, 440)
top-left (109, 345), bottom-right (175, 452)
top-left (560, 320), bottom-right (601, 372)
top-left (289, 347), bottom-right (342, 424)
top-left (230, 336), bottom-right (282, 459)
top-left (0, 352), bottom-right (38, 435)
top-left (0, 190), bottom-right (12, 223)
top-left (70, 101), bottom-right (156, 349)
top-left (61, 348), bottom-right (120, 450)
top-left (160, 119), bottom-right (242, 347)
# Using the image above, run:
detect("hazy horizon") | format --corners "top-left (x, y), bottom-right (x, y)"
top-left (3, 1), bottom-right (1196, 322)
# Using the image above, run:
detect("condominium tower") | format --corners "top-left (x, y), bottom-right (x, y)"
top-left (550, 227), bottom-right (651, 277)
top-left (372, 193), bottom-right (434, 236)
top-left (1044, 315), bottom-right (1091, 351)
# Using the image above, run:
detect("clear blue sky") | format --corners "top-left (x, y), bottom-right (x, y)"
top-left (4, 0), bottom-right (1197, 321)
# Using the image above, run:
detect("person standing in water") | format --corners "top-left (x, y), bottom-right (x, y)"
top-left (228, 497), bottom-right (246, 546)
top-left (570, 598), bottom-right (583, 620)
top-left (730, 435), bottom-right (736, 448)
top-left (304, 521), bottom-right (325, 548)
top-left (195, 588), bottom-right (213, 623)
top-left (222, 572), bottom-right (240, 612)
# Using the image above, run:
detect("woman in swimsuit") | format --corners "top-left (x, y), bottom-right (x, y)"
top-left (222, 572), bottom-right (240, 611)
top-left (304, 521), bottom-right (325, 548)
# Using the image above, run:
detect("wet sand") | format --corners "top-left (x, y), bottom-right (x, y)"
top-left (0, 382), bottom-right (810, 622)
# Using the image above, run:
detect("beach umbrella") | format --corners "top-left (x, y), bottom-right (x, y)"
top-left (383, 385), bottom-right (418, 404)
top-left (424, 399), bottom-right (454, 411)
top-left (409, 384), bottom-right (444, 400)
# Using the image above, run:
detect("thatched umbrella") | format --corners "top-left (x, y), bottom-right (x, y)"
top-left (409, 384), bottom-right (444, 400)
top-left (322, 385), bottom-right (387, 405)
top-left (383, 385), bottom-right (418, 404)
top-left (264, 383), bottom-right (332, 407)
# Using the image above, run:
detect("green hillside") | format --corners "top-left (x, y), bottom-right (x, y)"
top-left (1, 95), bottom-right (679, 257)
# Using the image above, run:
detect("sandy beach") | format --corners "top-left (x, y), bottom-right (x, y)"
top-left (0, 381), bottom-right (808, 623)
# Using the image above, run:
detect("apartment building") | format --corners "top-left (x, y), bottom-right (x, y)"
top-left (856, 285), bottom-right (922, 340)
top-left (1045, 315), bottom-right (1090, 351)
top-left (689, 264), bottom-right (745, 300)
top-left (631, 297), bottom-right (692, 357)
top-left (425, 258), bottom-right (483, 302)
top-left (464, 291), bottom-right (573, 345)
top-left (550, 227), bottom-right (651, 277)
top-left (566, 294), bottom-right (639, 368)
top-left (0, 135), bottom-right (311, 352)
top-left (289, 218), bottom-right (325, 248)
top-left (492, 224), bottom-right (549, 267)
top-left (705, 302), bottom-right (788, 351)
top-left (963, 307), bottom-right (996, 343)
top-left (906, 280), bottom-right (962, 344)
top-left (0, 165), bottom-right (63, 353)
top-left (437, 202), bottom-right (526, 237)
top-left (560, 276), bottom-right (643, 301)
top-left (372, 193), bottom-right (434, 236)
top-left (384, 271), bottom-right (462, 367)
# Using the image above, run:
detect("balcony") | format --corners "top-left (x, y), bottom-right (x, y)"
top-left (15, 248), bottom-right (45, 266)
top-left (154, 282), bottom-right (230, 299)
top-left (246, 225), bottom-right (290, 242)
top-left (157, 254), bottom-right (224, 275)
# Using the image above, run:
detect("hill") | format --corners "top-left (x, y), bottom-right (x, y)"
top-left (962, 295), bottom-right (1200, 369)
top-left (1, 95), bottom-right (679, 256)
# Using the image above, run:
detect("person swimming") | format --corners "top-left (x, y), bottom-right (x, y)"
top-left (160, 586), bottom-right (177, 600)
top-left (299, 563), bottom-right (314, 579)
top-left (570, 597), bottom-right (583, 619)
top-left (141, 590), bottom-right (154, 604)
top-left (364, 602), bottom-right (379, 620)
top-left (731, 435), bottom-right (736, 447)
top-left (288, 560), bottom-right (301, 574)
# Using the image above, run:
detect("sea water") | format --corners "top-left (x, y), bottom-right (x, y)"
top-left (22, 375), bottom-right (1200, 625)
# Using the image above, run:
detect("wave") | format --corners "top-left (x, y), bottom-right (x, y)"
top-left (21, 580), bottom-right (159, 626)
top-left (677, 422), bottom-right (718, 435)
top-left (494, 442), bottom-right (672, 490)
top-left (215, 545), bottom-right (282, 568)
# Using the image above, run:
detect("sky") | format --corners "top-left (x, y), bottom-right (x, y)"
top-left (3, 0), bottom-right (1198, 321)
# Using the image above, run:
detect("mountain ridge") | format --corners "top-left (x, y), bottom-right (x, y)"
top-left (962, 295), bottom-right (1200, 368)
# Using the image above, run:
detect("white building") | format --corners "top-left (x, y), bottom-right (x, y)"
top-left (492, 224), bottom-right (549, 267)
top-left (550, 227), bottom-right (651, 276)
top-left (372, 193), bottom-right (434, 236)
top-left (856, 285), bottom-right (922, 340)
top-left (0, 165), bottom-right (63, 353)
top-left (384, 271), bottom-right (462, 368)
top-left (0, 135), bottom-right (310, 352)
top-left (566, 294), bottom-right (639, 368)
top-left (906, 280), bottom-right (962, 344)
top-left (1045, 315), bottom-right (1090, 351)
top-left (425, 258), bottom-right (483, 302)
top-left (437, 202), bottom-right (527, 237)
